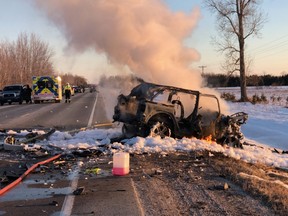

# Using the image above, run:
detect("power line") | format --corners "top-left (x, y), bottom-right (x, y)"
top-left (200, 33), bottom-right (288, 72)
top-left (248, 34), bottom-right (288, 56)
top-left (253, 47), bottom-right (288, 61)
top-left (249, 39), bottom-right (288, 56)
top-left (250, 33), bottom-right (288, 52)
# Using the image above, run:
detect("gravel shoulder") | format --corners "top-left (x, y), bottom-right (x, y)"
top-left (130, 151), bottom-right (287, 216)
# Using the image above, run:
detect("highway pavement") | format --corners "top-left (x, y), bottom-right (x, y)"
top-left (0, 91), bottom-right (145, 215)
top-left (0, 155), bottom-right (143, 216)
top-left (0, 91), bottom-right (111, 131)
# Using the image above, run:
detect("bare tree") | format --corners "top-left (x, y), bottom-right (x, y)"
top-left (74, 75), bottom-right (88, 87)
top-left (205, 0), bottom-right (265, 101)
top-left (0, 33), bottom-right (54, 88)
top-left (60, 73), bottom-right (87, 87)
top-left (61, 73), bottom-right (75, 85)
top-left (0, 41), bottom-right (16, 87)
top-left (28, 33), bottom-right (54, 77)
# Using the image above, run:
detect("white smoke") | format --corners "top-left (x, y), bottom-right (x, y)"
top-left (34, 0), bottom-right (229, 114)
top-left (34, 0), bottom-right (202, 90)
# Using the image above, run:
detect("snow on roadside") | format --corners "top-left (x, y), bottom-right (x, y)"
top-left (227, 102), bottom-right (288, 123)
top-left (49, 128), bottom-right (122, 149)
top-left (114, 135), bottom-right (288, 169)
top-left (45, 127), bottom-right (288, 169)
top-left (1, 121), bottom-right (287, 169)
top-left (2, 129), bottom-right (46, 136)
top-left (216, 86), bottom-right (288, 150)
top-left (226, 101), bottom-right (288, 150)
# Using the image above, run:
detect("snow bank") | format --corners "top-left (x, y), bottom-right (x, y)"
top-left (46, 127), bottom-right (288, 169)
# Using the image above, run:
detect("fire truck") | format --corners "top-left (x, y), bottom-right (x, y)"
top-left (32, 76), bottom-right (62, 103)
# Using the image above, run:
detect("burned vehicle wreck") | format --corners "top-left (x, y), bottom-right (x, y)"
top-left (113, 82), bottom-right (248, 148)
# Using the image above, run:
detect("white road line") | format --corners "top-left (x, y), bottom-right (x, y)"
top-left (87, 93), bottom-right (98, 127)
top-left (131, 178), bottom-right (145, 216)
top-left (60, 162), bottom-right (81, 216)
top-left (60, 93), bottom-right (98, 215)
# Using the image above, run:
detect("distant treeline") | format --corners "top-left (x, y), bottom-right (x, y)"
top-left (0, 33), bottom-right (88, 89)
top-left (203, 73), bottom-right (288, 87)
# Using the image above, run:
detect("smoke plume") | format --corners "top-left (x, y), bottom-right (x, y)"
top-left (34, 0), bottom-right (202, 89)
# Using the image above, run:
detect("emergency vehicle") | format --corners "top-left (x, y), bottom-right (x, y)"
top-left (32, 76), bottom-right (62, 103)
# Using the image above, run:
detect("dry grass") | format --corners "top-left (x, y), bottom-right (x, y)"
top-left (211, 152), bottom-right (288, 215)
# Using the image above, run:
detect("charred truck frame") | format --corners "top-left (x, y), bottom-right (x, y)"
top-left (113, 82), bottom-right (248, 148)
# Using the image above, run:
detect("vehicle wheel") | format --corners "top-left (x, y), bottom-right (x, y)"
top-left (221, 137), bottom-right (243, 149)
top-left (149, 121), bottom-right (172, 138)
top-left (0, 102), bottom-right (4, 106)
top-left (8, 102), bottom-right (12, 105)
top-left (19, 101), bottom-right (23, 105)
top-left (122, 124), bottom-right (137, 138)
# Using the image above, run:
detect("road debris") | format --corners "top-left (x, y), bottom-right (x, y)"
top-left (0, 128), bottom-right (56, 153)
top-left (4, 135), bottom-right (15, 144)
top-left (0, 154), bottom-right (61, 196)
top-left (84, 168), bottom-right (101, 175)
top-left (17, 128), bottom-right (56, 144)
top-left (73, 186), bottom-right (85, 195)
top-left (49, 200), bottom-right (59, 206)
top-left (209, 182), bottom-right (230, 191)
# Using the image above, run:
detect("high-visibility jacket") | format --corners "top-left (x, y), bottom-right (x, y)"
top-left (64, 84), bottom-right (72, 92)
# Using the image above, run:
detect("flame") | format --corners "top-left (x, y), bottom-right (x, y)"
top-left (202, 135), bottom-right (213, 144)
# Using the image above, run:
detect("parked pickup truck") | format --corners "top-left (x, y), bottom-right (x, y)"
top-left (0, 84), bottom-right (24, 105)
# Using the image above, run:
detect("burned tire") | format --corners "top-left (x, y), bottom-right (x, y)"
top-left (122, 124), bottom-right (137, 138)
top-left (221, 136), bottom-right (244, 149)
top-left (149, 121), bottom-right (172, 138)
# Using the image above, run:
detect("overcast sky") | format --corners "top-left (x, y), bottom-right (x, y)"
top-left (0, 0), bottom-right (287, 83)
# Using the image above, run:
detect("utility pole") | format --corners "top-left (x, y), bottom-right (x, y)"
top-left (198, 65), bottom-right (207, 76)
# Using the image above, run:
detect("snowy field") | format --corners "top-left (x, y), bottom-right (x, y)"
top-left (217, 86), bottom-right (288, 107)
top-left (1, 86), bottom-right (288, 169)
top-left (218, 86), bottom-right (288, 150)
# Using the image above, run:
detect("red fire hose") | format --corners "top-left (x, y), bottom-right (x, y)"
top-left (0, 154), bottom-right (61, 196)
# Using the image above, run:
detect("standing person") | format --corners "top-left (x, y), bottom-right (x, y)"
top-left (64, 83), bottom-right (72, 103)
top-left (23, 84), bottom-right (32, 104)
top-left (26, 84), bottom-right (32, 104)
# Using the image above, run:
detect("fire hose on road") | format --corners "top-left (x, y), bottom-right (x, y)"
top-left (0, 154), bottom-right (61, 196)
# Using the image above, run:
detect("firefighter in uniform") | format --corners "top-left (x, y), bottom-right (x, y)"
top-left (64, 83), bottom-right (72, 103)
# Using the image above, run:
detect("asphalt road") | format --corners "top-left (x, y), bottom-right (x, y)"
top-left (0, 91), bottom-right (144, 215)
top-left (0, 155), bottom-right (143, 216)
top-left (0, 91), bottom-right (111, 131)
